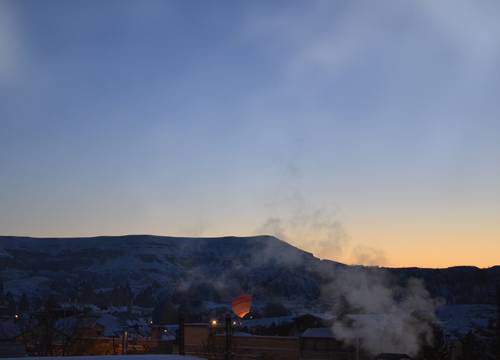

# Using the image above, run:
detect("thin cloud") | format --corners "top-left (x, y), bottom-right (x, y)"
top-left (0, 1), bottom-right (23, 85)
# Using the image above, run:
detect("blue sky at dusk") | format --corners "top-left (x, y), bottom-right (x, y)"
top-left (1, 0), bottom-right (499, 267)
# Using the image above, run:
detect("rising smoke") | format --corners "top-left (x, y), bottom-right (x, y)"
top-left (258, 204), bottom-right (439, 355)
top-left (351, 245), bottom-right (388, 267)
top-left (258, 207), bottom-right (348, 261)
top-left (324, 267), bottom-right (440, 356)
top-left (254, 133), bottom-right (438, 355)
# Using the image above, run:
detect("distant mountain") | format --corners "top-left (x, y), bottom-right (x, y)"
top-left (386, 265), bottom-right (500, 304)
top-left (0, 235), bottom-right (498, 310)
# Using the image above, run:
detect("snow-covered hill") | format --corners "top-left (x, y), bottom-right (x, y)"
top-left (0, 235), bottom-right (340, 307)
top-left (0, 235), bottom-right (498, 311)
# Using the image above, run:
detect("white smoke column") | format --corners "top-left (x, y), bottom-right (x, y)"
top-left (326, 267), bottom-right (440, 356)
top-left (351, 245), bottom-right (389, 266)
top-left (258, 207), bottom-right (348, 262)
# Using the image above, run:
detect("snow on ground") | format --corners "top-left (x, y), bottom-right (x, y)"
top-left (2, 356), bottom-right (201, 360)
top-left (0, 246), bottom-right (12, 258)
top-left (3, 273), bottom-right (52, 297)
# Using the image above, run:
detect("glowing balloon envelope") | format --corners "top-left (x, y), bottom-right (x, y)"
top-left (231, 294), bottom-right (252, 318)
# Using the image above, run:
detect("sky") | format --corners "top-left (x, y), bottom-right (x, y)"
top-left (1, 0), bottom-right (499, 268)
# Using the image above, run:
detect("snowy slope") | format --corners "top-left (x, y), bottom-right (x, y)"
top-left (436, 304), bottom-right (497, 338)
top-left (0, 235), bottom-right (498, 313)
top-left (0, 235), bottom-right (333, 303)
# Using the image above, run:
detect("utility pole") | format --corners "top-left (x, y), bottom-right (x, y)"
top-left (178, 314), bottom-right (185, 355)
top-left (224, 314), bottom-right (232, 360)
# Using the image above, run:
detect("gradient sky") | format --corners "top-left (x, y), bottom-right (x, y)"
top-left (1, 0), bottom-right (499, 268)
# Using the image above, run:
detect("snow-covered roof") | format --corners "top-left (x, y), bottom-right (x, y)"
top-left (241, 315), bottom-right (294, 327)
top-left (302, 327), bottom-right (335, 339)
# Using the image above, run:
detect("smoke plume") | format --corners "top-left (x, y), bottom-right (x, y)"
top-left (324, 267), bottom-right (440, 356)
top-left (351, 245), bottom-right (389, 266)
top-left (258, 207), bottom-right (348, 261)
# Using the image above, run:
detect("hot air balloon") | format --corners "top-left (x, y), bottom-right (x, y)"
top-left (231, 294), bottom-right (252, 318)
